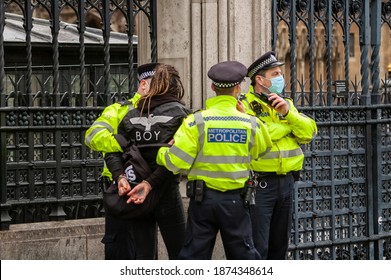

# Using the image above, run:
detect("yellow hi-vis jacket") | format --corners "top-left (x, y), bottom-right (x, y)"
top-left (84, 93), bottom-right (141, 180)
top-left (240, 86), bottom-right (317, 174)
top-left (156, 95), bottom-right (272, 192)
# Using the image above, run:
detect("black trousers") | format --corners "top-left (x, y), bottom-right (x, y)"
top-left (102, 212), bottom-right (135, 260)
top-left (250, 173), bottom-right (294, 260)
top-left (179, 187), bottom-right (260, 260)
top-left (101, 180), bottom-right (186, 260)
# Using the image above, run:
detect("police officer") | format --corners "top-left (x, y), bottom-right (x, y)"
top-left (240, 51), bottom-right (318, 259)
top-left (85, 63), bottom-right (160, 259)
top-left (155, 61), bottom-right (272, 260)
top-left (104, 63), bottom-right (190, 260)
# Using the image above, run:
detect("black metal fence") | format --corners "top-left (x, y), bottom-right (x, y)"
top-left (272, 0), bottom-right (391, 259)
top-left (1, 0), bottom-right (391, 260)
top-left (0, 0), bottom-right (157, 228)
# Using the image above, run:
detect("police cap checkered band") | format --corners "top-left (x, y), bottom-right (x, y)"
top-left (247, 51), bottom-right (285, 79)
top-left (208, 61), bottom-right (247, 88)
top-left (139, 71), bottom-right (155, 80)
top-left (212, 80), bottom-right (242, 88)
top-left (137, 62), bottom-right (160, 80)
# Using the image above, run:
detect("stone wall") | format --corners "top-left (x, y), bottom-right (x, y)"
top-left (0, 0), bottom-right (269, 261)
top-left (0, 218), bottom-right (104, 260)
top-left (0, 197), bottom-right (226, 260)
top-left (155, 0), bottom-right (272, 110)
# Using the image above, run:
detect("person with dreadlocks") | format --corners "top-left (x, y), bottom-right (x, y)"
top-left (104, 63), bottom-right (192, 259)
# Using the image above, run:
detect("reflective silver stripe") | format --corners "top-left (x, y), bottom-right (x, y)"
top-left (196, 155), bottom-right (250, 164)
top-left (85, 126), bottom-right (113, 145)
top-left (189, 168), bottom-right (250, 179)
top-left (169, 145), bottom-right (195, 165)
top-left (164, 152), bottom-right (182, 173)
top-left (257, 147), bottom-right (271, 159)
top-left (249, 116), bottom-right (257, 158)
top-left (91, 121), bottom-right (115, 133)
top-left (262, 148), bottom-right (303, 159)
top-left (194, 112), bottom-right (205, 146)
top-left (193, 112), bottom-right (205, 164)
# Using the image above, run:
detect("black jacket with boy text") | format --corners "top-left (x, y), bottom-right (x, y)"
top-left (105, 95), bottom-right (191, 187)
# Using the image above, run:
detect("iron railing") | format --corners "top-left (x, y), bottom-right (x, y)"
top-left (272, 0), bottom-right (391, 259)
top-left (0, 0), bottom-right (157, 228)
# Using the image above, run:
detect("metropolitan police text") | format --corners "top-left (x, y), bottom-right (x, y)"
top-left (208, 128), bottom-right (247, 144)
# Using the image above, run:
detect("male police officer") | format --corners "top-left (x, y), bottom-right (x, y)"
top-left (155, 61), bottom-right (272, 259)
top-left (240, 51), bottom-right (317, 259)
top-left (85, 63), bottom-right (159, 259)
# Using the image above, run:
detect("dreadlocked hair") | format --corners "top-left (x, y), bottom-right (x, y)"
top-left (140, 64), bottom-right (185, 114)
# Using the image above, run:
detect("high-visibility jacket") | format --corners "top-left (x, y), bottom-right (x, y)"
top-left (84, 93), bottom-right (141, 179)
top-left (240, 86), bottom-right (317, 174)
top-left (156, 95), bottom-right (272, 192)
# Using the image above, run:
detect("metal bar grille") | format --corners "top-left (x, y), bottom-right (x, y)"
top-left (272, 0), bottom-right (391, 260)
top-left (0, 0), bottom-right (156, 229)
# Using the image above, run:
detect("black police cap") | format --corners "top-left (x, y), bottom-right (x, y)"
top-left (207, 61), bottom-right (247, 88)
top-left (137, 62), bottom-right (160, 80)
top-left (247, 51), bottom-right (285, 79)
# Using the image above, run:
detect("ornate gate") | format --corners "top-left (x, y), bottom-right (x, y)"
top-left (0, 0), bottom-right (157, 229)
top-left (272, 0), bottom-right (391, 259)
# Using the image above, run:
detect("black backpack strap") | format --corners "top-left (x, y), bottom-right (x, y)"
top-left (135, 143), bottom-right (171, 149)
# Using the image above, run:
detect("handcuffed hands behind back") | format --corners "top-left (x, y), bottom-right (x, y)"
top-left (117, 176), bottom-right (131, 196)
top-left (127, 180), bottom-right (152, 204)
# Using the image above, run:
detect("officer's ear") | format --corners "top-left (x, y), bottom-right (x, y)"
top-left (255, 75), bottom-right (264, 85)
top-left (211, 83), bottom-right (216, 92)
top-left (234, 84), bottom-right (241, 96)
top-left (139, 78), bottom-right (151, 95)
top-left (231, 84), bottom-right (242, 99)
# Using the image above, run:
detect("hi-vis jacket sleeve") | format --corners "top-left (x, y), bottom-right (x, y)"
top-left (284, 99), bottom-right (318, 144)
top-left (85, 103), bottom-right (125, 153)
top-left (84, 94), bottom-right (140, 153)
top-left (156, 114), bottom-right (198, 174)
top-left (264, 122), bottom-right (292, 142)
top-left (253, 119), bottom-right (273, 159)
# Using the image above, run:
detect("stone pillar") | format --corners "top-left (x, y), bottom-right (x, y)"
top-left (156, 0), bottom-right (272, 110)
top-left (136, 12), bottom-right (152, 65)
top-left (155, 0), bottom-right (192, 107)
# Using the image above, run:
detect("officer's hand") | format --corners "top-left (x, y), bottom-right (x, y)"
top-left (236, 100), bottom-right (245, 113)
top-left (268, 93), bottom-right (289, 116)
top-left (126, 180), bottom-right (152, 204)
top-left (168, 139), bottom-right (175, 145)
top-left (117, 176), bottom-right (131, 196)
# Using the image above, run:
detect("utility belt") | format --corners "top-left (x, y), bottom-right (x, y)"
top-left (254, 171), bottom-right (301, 181)
top-left (186, 179), bottom-right (256, 207)
top-left (186, 180), bottom-right (206, 202)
